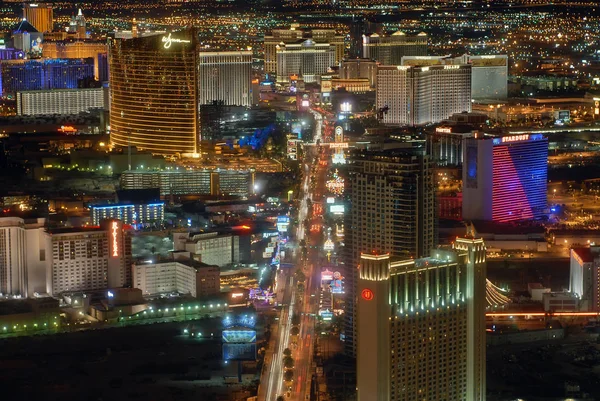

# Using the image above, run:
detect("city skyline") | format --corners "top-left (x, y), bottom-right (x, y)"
top-left (0, 1), bottom-right (599, 400)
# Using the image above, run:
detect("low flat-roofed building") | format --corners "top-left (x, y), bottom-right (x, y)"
top-left (174, 231), bottom-right (241, 267)
top-left (543, 292), bottom-right (579, 312)
top-left (468, 220), bottom-right (547, 252)
top-left (132, 257), bottom-right (220, 298)
top-left (0, 297), bottom-right (60, 333)
top-left (528, 282), bottom-right (551, 302)
top-left (551, 229), bottom-right (600, 247)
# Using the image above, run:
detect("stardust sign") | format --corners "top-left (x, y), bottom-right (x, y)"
top-left (501, 134), bottom-right (529, 143)
top-left (162, 33), bottom-right (191, 49)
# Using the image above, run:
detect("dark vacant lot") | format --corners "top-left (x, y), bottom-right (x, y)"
top-left (0, 318), bottom-right (256, 401)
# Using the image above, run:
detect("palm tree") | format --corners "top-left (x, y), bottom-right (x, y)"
top-left (284, 356), bottom-right (294, 369)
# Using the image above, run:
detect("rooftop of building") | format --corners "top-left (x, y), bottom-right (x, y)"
top-left (0, 297), bottom-right (58, 316)
top-left (571, 247), bottom-right (594, 263)
top-left (364, 30), bottom-right (427, 38)
top-left (551, 228), bottom-right (600, 236)
top-left (13, 19), bottom-right (38, 33)
top-left (136, 254), bottom-right (218, 270)
top-left (46, 226), bottom-right (104, 234)
top-left (471, 220), bottom-right (546, 236)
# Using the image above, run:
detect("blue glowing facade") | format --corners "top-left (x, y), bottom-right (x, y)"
top-left (0, 58), bottom-right (95, 96)
top-left (91, 203), bottom-right (165, 226)
top-left (463, 134), bottom-right (547, 222)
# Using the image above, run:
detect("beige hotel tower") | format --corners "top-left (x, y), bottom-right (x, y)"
top-left (357, 237), bottom-right (486, 401)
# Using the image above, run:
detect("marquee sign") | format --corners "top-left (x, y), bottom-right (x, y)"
top-left (111, 221), bottom-right (120, 258)
top-left (502, 134), bottom-right (529, 143)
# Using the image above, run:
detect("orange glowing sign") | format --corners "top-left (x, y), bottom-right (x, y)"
top-left (111, 221), bottom-right (119, 257)
top-left (361, 288), bottom-right (374, 301)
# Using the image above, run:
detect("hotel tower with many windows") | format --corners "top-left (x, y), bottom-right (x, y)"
top-left (357, 237), bottom-right (486, 401)
top-left (462, 134), bottom-right (548, 222)
top-left (109, 29), bottom-right (254, 155)
top-left (109, 30), bottom-right (199, 155)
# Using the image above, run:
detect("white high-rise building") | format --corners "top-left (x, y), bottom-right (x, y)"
top-left (362, 31), bottom-right (427, 65)
top-left (401, 54), bottom-right (508, 100)
top-left (377, 64), bottom-right (471, 126)
top-left (0, 217), bottom-right (47, 297)
top-left (197, 51), bottom-right (252, 107)
top-left (16, 88), bottom-right (105, 116)
top-left (132, 259), bottom-right (220, 298)
top-left (173, 232), bottom-right (240, 267)
top-left (357, 237), bottom-right (487, 401)
top-left (264, 27), bottom-right (344, 75)
top-left (45, 220), bottom-right (132, 295)
top-left (344, 148), bottom-right (437, 356)
top-left (276, 40), bottom-right (336, 83)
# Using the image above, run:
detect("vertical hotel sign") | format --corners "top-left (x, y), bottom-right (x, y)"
top-left (111, 221), bottom-right (120, 258)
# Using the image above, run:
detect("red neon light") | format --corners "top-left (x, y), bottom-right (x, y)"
top-left (361, 288), bottom-right (374, 301)
top-left (492, 145), bottom-right (534, 222)
top-left (486, 312), bottom-right (600, 317)
top-left (111, 221), bottom-right (119, 257)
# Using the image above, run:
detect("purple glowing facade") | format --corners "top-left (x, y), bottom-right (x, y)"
top-left (463, 134), bottom-right (548, 222)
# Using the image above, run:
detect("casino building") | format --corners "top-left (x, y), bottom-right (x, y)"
top-left (462, 134), bottom-right (548, 222)
top-left (0, 217), bottom-right (132, 297)
top-left (357, 237), bottom-right (486, 401)
top-left (109, 30), bottom-right (199, 155)
top-left (109, 30), bottom-right (254, 155)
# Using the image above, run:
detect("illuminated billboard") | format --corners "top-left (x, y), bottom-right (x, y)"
top-left (277, 215), bottom-right (290, 232)
top-left (223, 343), bottom-right (257, 361)
top-left (223, 314), bottom-right (255, 329)
top-left (330, 205), bottom-right (345, 214)
top-left (320, 310), bottom-right (333, 321)
top-left (222, 314), bottom-right (257, 361)
top-left (222, 330), bottom-right (256, 343)
top-left (330, 272), bottom-right (344, 294)
top-left (321, 269), bottom-right (333, 281)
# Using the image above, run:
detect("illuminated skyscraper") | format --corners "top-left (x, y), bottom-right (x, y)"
top-left (197, 51), bottom-right (252, 107)
top-left (363, 31), bottom-right (427, 65)
top-left (344, 148), bottom-right (436, 356)
top-left (45, 220), bottom-right (132, 295)
top-left (22, 2), bottom-right (53, 33)
top-left (109, 31), bottom-right (199, 155)
top-left (462, 134), bottom-right (548, 222)
top-left (264, 27), bottom-right (344, 76)
top-left (340, 58), bottom-right (378, 88)
top-left (0, 217), bottom-right (46, 297)
top-left (377, 65), bottom-right (472, 126)
top-left (43, 40), bottom-right (108, 79)
top-left (276, 40), bottom-right (336, 83)
top-left (357, 237), bottom-right (486, 401)
top-left (0, 58), bottom-right (95, 96)
top-left (401, 54), bottom-right (508, 100)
